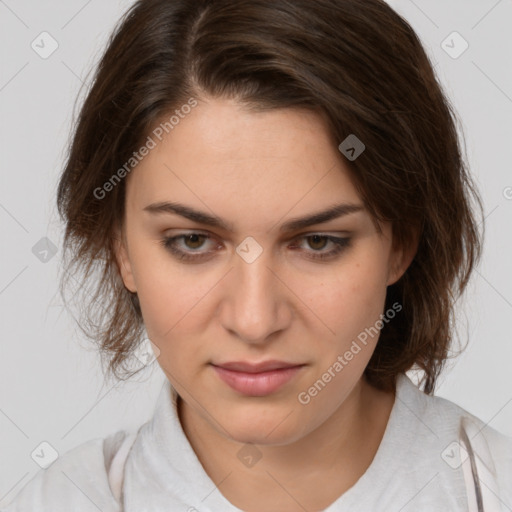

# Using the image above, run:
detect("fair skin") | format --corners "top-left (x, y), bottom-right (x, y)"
top-left (115, 97), bottom-right (416, 511)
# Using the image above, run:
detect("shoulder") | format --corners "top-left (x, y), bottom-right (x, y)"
top-left (432, 388), bottom-right (512, 507)
top-left (396, 374), bottom-right (512, 508)
top-left (1, 430), bottom-right (137, 512)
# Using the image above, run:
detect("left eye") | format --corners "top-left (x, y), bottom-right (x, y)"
top-left (160, 232), bottom-right (351, 262)
top-left (289, 234), bottom-right (351, 260)
top-left (302, 234), bottom-right (331, 251)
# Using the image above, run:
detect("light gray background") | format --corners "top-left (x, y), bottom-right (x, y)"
top-left (0, 0), bottom-right (511, 506)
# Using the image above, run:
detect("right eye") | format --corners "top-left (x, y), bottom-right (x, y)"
top-left (160, 232), bottom-right (221, 262)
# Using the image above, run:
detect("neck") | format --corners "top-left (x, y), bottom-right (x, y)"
top-left (177, 376), bottom-right (395, 512)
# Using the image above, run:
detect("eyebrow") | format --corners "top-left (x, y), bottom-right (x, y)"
top-left (143, 201), bottom-right (364, 233)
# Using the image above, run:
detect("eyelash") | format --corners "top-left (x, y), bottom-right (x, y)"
top-left (159, 232), bottom-right (351, 262)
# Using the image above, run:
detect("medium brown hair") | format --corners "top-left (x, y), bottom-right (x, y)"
top-left (57, 0), bottom-right (483, 394)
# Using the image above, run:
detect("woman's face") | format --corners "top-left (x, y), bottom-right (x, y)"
top-left (116, 97), bottom-right (411, 445)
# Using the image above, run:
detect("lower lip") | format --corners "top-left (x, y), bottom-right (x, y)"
top-left (211, 365), bottom-right (304, 396)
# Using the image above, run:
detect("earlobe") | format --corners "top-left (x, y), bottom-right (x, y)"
top-left (387, 230), bottom-right (419, 286)
top-left (113, 229), bottom-right (137, 293)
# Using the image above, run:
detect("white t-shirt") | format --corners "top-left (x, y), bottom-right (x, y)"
top-left (3, 374), bottom-right (512, 511)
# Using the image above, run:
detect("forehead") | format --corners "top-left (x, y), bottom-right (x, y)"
top-left (126, 98), bottom-right (362, 221)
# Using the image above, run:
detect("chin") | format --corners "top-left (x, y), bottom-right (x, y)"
top-left (216, 405), bottom-right (306, 446)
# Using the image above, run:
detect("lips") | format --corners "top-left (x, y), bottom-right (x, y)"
top-left (213, 360), bottom-right (302, 373)
top-left (210, 360), bottom-right (305, 396)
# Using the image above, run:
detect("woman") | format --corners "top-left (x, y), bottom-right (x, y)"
top-left (4, 0), bottom-right (511, 511)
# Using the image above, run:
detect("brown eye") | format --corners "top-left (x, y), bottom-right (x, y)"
top-left (183, 234), bottom-right (207, 249)
top-left (160, 232), bottom-right (221, 263)
top-left (289, 234), bottom-right (351, 261)
top-left (306, 235), bottom-right (329, 251)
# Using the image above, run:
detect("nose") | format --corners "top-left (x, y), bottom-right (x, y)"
top-left (220, 244), bottom-right (292, 344)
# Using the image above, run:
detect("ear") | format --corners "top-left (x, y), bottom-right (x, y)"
top-left (386, 228), bottom-right (419, 287)
top-left (113, 227), bottom-right (137, 293)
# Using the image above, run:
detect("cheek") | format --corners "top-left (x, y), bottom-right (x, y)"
top-left (127, 242), bottom-right (206, 341)
top-left (135, 273), bottom-right (210, 340)
top-left (290, 259), bottom-right (389, 412)
top-left (293, 248), bottom-right (390, 350)
top-left (132, 263), bottom-right (215, 379)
